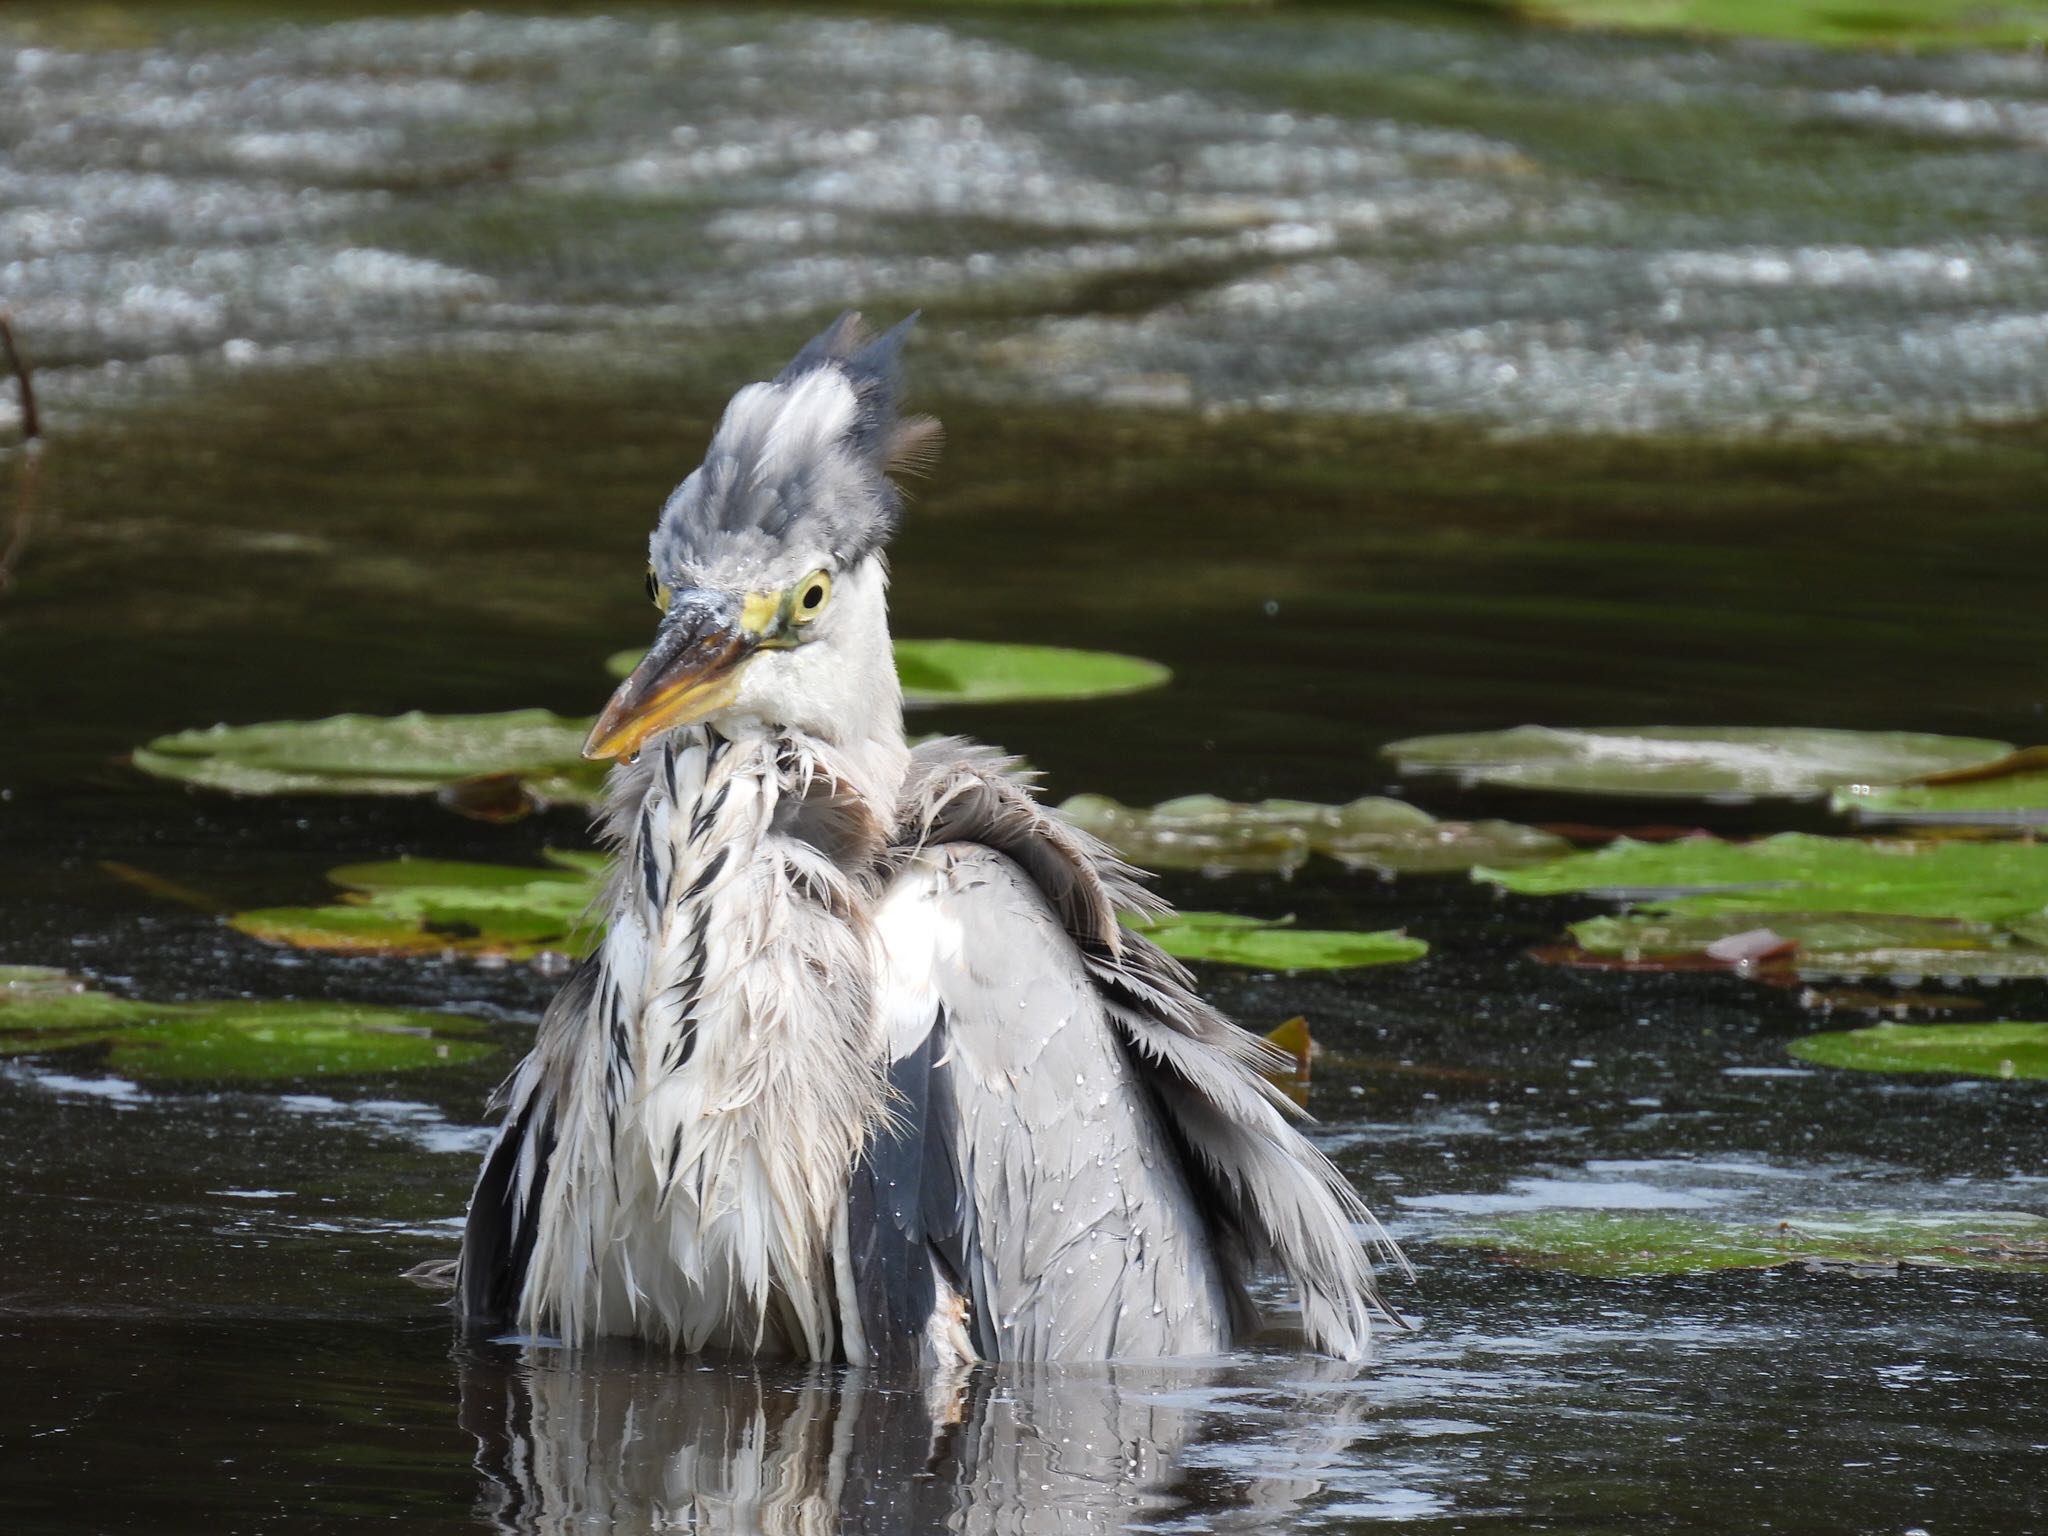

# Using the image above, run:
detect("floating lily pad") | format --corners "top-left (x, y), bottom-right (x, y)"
top-left (232, 904), bottom-right (468, 958)
top-left (233, 853), bottom-right (598, 962)
top-left (1483, 833), bottom-right (2048, 924)
top-left (148, 642), bottom-right (1168, 813)
top-left (1128, 911), bottom-right (1427, 971)
top-left (1439, 1209), bottom-right (2048, 1278)
top-left (1554, 934), bottom-right (2048, 982)
top-left (1323, 812), bottom-right (1568, 876)
top-left (1836, 749), bottom-right (2048, 828)
top-left (0, 975), bottom-right (494, 1082)
top-left (1838, 775), bottom-right (2048, 828)
top-left (1386, 726), bottom-right (2009, 802)
top-left (135, 710), bottom-right (608, 813)
top-left (331, 856), bottom-right (589, 893)
top-left (1565, 912), bottom-right (2048, 981)
top-left (894, 639), bottom-right (1170, 706)
top-left (0, 965), bottom-right (83, 998)
top-left (1496, 833), bottom-right (2048, 978)
top-left (1064, 795), bottom-right (1327, 874)
top-left (1561, 913), bottom-right (2048, 979)
top-left (1571, 910), bottom-right (2001, 960)
top-left (1789, 1022), bottom-right (2048, 1080)
top-left (605, 638), bottom-right (1170, 706)
top-left (1556, 925), bottom-right (2048, 987)
top-left (1059, 793), bottom-right (1564, 876)
top-left (538, 848), bottom-right (609, 880)
top-left (1807, 951), bottom-right (2048, 981)
top-left (235, 852), bottom-right (1424, 975)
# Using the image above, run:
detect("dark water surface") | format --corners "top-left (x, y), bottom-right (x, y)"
top-left (3, 6), bottom-right (2046, 1533)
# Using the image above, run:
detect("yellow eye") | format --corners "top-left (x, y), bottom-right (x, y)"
top-left (646, 566), bottom-right (671, 613)
top-left (791, 570), bottom-right (831, 625)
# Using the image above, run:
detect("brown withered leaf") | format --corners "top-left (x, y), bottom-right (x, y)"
top-left (1909, 745), bottom-right (2048, 787)
top-left (1263, 1014), bottom-right (1315, 1106)
top-left (436, 772), bottom-right (539, 823)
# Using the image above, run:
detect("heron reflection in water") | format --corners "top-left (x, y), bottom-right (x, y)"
top-left (459, 1344), bottom-right (1371, 1535)
top-left (458, 314), bottom-right (1404, 1366)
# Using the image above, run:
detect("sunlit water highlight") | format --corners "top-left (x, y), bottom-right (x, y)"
top-left (4, 7), bottom-right (2048, 435)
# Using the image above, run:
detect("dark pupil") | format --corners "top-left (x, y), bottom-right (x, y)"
top-left (802, 585), bottom-right (824, 610)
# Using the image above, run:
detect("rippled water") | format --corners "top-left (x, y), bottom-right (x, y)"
top-left (6, 6), bottom-right (2048, 434)
top-left (2, 6), bottom-right (2045, 1534)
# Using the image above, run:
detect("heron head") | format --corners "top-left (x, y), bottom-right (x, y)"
top-left (585, 313), bottom-right (941, 761)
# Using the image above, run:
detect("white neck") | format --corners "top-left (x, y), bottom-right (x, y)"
top-left (531, 724), bottom-right (894, 1354)
top-left (724, 556), bottom-right (908, 810)
top-left (523, 554), bottom-right (914, 1350)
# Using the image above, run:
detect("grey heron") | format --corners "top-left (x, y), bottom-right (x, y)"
top-left (458, 314), bottom-right (1402, 1365)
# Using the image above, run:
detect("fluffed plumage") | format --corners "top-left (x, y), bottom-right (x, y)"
top-left (458, 313), bottom-right (1403, 1363)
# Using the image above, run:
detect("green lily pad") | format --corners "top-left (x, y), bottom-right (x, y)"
top-left (0, 976), bottom-right (494, 1082)
top-left (1064, 794), bottom-right (1327, 874)
top-left (1483, 833), bottom-right (2048, 924)
top-left (605, 639), bottom-right (1171, 706)
top-left (1560, 913), bottom-right (2048, 979)
top-left (236, 852), bottom-right (1426, 974)
top-left (233, 854), bottom-right (599, 962)
top-left (1836, 755), bottom-right (2048, 828)
top-left (231, 903), bottom-right (472, 958)
top-left (1571, 910), bottom-right (2002, 960)
top-left (1323, 812), bottom-right (1566, 876)
top-left (537, 849), bottom-right (609, 879)
top-left (0, 965), bottom-right (85, 998)
top-left (1128, 911), bottom-right (1427, 971)
top-left (1386, 726), bottom-right (2009, 802)
top-left (1789, 1022), bottom-right (2048, 1079)
top-left (1059, 793), bottom-right (1565, 876)
top-left (145, 641), bottom-right (1168, 813)
top-left (1439, 1209), bottom-right (2048, 1277)
top-left (1549, 941), bottom-right (2048, 982)
top-left (1811, 951), bottom-right (2048, 981)
top-left (1495, 833), bottom-right (2048, 978)
top-left (895, 639), bottom-right (1170, 706)
top-left (330, 855), bottom-right (593, 900)
top-left (134, 710), bottom-right (608, 811)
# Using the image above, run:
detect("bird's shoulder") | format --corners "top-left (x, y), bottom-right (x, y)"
top-left (873, 738), bottom-right (1402, 1359)
top-left (882, 735), bottom-right (1168, 953)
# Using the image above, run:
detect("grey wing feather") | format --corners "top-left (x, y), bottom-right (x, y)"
top-left (845, 1000), bottom-right (1001, 1362)
top-left (873, 842), bottom-right (1243, 1361)
top-left (880, 738), bottom-right (1406, 1362)
top-left (844, 1021), bottom-right (948, 1367)
top-left (457, 958), bottom-right (591, 1329)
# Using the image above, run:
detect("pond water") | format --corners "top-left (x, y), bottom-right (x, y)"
top-left (2, 5), bottom-right (2045, 1533)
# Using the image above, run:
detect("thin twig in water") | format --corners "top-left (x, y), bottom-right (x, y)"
top-left (0, 309), bottom-right (43, 595)
top-left (99, 861), bottom-right (233, 917)
top-left (1, 313), bottom-right (39, 444)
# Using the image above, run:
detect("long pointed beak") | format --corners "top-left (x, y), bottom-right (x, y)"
top-left (583, 592), bottom-right (757, 761)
